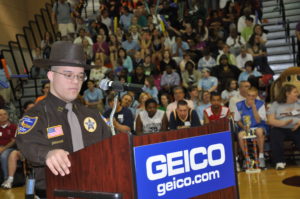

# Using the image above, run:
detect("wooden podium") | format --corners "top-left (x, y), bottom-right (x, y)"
top-left (46, 118), bottom-right (239, 199)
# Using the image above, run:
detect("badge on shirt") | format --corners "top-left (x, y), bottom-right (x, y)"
top-left (17, 116), bottom-right (38, 135)
top-left (184, 121), bottom-right (191, 127)
top-left (47, 125), bottom-right (64, 139)
top-left (84, 117), bottom-right (97, 133)
top-left (117, 114), bottom-right (124, 123)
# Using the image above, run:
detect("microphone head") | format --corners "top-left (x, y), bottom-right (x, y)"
top-left (99, 79), bottom-right (110, 91)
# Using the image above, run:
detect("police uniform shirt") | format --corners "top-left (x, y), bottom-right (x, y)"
top-left (169, 109), bottom-right (201, 130)
top-left (16, 93), bottom-right (112, 190)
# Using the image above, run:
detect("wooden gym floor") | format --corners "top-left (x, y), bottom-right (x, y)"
top-left (1, 166), bottom-right (300, 199)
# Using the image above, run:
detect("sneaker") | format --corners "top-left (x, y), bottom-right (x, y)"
top-left (259, 157), bottom-right (266, 168)
top-left (236, 161), bottom-right (241, 172)
top-left (1, 179), bottom-right (12, 189)
top-left (276, 162), bottom-right (286, 170)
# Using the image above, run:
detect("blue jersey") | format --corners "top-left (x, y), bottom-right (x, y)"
top-left (236, 99), bottom-right (266, 129)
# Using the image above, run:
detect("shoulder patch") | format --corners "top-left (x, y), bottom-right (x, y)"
top-left (17, 116), bottom-right (38, 135)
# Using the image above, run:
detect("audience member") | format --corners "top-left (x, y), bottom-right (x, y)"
top-left (197, 48), bottom-right (217, 70)
top-left (197, 68), bottom-right (218, 93)
top-left (35, 81), bottom-right (50, 104)
top-left (89, 58), bottom-right (108, 85)
top-left (169, 100), bottom-right (200, 130)
top-left (158, 93), bottom-right (170, 112)
top-left (73, 28), bottom-right (93, 45)
top-left (160, 65), bottom-right (181, 94)
top-left (236, 45), bottom-right (253, 69)
top-left (1, 101), bottom-right (34, 189)
top-left (267, 84), bottom-right (300, 170)
top-left (136, 99), bottom-right (168, 135)
top-left (188, 86), bottom-right (201, 108)
top-left (196, 91), bottom-right (211, 124)
top-left (0, 109), bottom-right (17, 183)
top-left (221, 79), bottom-right (238, 106)
top-left (204, 92), bottom-right (230, 124)
top-left (226, 28), bottom-right (246, 56)
top-left (212, 54), bottom-right (241, 91)
top-left (83, 80), bottom-right (104, 111)
top-left (241, 16), bottom-right (254, 42)
top-left (234, 87), bottom-right (266, 168)
top-left (229, 80), bottom-right (251, 112)
top-left (103, 94), bottom-right (133, 133)
top-left (52, 0), bottom-right (76, 40)
top-left (166, 87), bottom-right (194, 120)
top-left (182, 61), bottom-right (202, 89)
top-left (238, 61), bottom-right (262, 83)
top-left (144, 76), bottom-right (158, 102)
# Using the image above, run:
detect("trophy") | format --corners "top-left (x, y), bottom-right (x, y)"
top-left (242, 116), bottom-right (260, 173)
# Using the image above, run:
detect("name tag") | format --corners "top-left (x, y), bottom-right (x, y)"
top-left (0, 132), bottom-right (2, 136)
top-left (184, 121), bottom-right (191, 127)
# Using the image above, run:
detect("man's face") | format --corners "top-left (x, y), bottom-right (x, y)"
top-left (174, 89), bottom-right (185, 101)
top-left (239, 82), bottom-right (251, 95)
top-left (121, 95), bottom-right (132, 107)
top-left (211, 95), bottom-right (222, 108)
top-left (146, 102), bottom-right (157, 117)
top-left (246, 90), bottom-right (257, 104)
top-left (177, 105), bottom-right (189, 119)
top-left (0, 109), bottom-right (9, 123)
top-left (48, 66), bottom-right (85, 102)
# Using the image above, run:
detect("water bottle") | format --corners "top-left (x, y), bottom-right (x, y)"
top-left (25, 168), bottom-right (35, 199)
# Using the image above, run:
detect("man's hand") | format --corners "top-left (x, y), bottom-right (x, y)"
top-left (292, 121), bottom-right (300, 131)
top-left (46, 149), bottom-right (71, 176)
top-left (0, 146), bottom-right (5, 154)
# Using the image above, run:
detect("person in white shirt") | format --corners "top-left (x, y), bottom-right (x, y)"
top-left (226, 28), bottom-right (246, 56)
top-left (166, 86), bottom-right (194, 120)
top-left (236, 46), bottom-right (253, 69)
top-left (237, 7), bottom-right (260, 33)
top-left (197, 48), bottom-right (216, 70)
top-left (229, 80), bottom-right (251, 113)
top-left (73, 28), bottom-right (93, 46)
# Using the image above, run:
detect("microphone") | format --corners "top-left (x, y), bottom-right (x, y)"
top-left (99, 79), bottom-right (145, 92)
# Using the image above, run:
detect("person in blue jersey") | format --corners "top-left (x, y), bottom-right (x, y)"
top-left (233, 87), bottom-right (267, 168)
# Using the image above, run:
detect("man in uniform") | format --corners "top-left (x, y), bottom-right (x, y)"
top-left (16, 41), bottom-right (111, 198)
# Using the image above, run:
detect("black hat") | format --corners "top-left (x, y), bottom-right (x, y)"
top-left (33, 41), bottom-right (93, 69)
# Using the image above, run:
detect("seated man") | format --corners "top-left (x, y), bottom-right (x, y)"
top-left (1, 101), bottom-right (35, 189)
top-left (103, 94), bottom-right (134, 134)
top-left (166, 86), bottom-right (194, 120)
top-left (135, 99), bottom-right (168, 135)
top-left (204, 92), bottom-right (230, 124)
top-left (169, 100), bottom-right (200, 130)
top-left (233, 87), bottom-right (267, 168)
top-left (0, 109), bottom-right (17, 183)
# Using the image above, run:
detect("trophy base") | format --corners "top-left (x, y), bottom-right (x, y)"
top-left (242, 135), bottom-right (257, 139)
top-left (245, 168), bottom-right (261, 174)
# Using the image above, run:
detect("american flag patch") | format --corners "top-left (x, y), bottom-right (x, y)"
top-left (47, 125), bottom-right (64, 139)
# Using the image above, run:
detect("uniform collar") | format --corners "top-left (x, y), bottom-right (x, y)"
top-left (46, 93), bottom-right (80, 111)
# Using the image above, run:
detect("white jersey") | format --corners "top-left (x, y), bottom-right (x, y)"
top-left (139, 110), bottom-right (165, 134)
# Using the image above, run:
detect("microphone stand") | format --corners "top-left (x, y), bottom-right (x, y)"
top-left (109, 92), bottom-right (119, 136)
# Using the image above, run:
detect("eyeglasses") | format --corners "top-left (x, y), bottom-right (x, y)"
top-left (51, 70), bottom-right (87, 81)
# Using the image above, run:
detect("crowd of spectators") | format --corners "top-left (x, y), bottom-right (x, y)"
top-left (1, 0), bottom-right (300, 188)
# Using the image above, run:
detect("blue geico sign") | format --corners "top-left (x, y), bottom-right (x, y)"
top-left (133, 131), bottom-right (235, 199)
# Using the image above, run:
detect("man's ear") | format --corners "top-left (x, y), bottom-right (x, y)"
top-left (47, 70), bottom-right (53, 81)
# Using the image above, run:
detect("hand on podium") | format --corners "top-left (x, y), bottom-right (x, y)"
top-left (46, 149), bottom-right (71, 176)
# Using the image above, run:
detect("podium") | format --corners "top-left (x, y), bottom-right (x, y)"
top-left (46, 118), bottom-right (239, 199)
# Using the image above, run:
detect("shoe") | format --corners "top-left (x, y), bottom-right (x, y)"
top-left (276, 162), bottom-right (286, 170)
top-left (1, 179), bottom-right (12, 189)
top-left (259, 157), bottom-right (266, 168)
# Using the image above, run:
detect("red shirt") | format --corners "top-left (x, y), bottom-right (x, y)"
top-left (204, 105), bottom-right (229, 121)
top-left (0, 123), bottom-right (17, 146)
